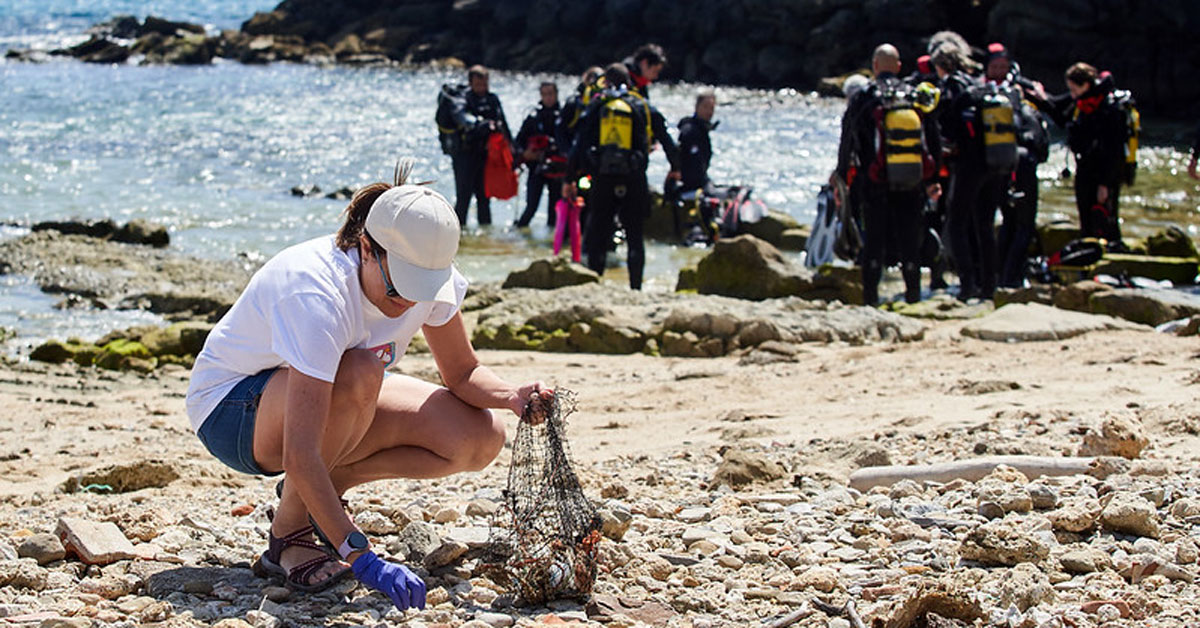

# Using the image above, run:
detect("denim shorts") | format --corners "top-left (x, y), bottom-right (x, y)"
top-left (196, 368), bottom-right (283, 477)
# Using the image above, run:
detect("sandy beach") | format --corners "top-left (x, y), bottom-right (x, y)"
top-left (2, 317), bottom-right (1199, 626)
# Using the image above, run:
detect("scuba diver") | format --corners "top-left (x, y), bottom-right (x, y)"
top-left (513, 81), bottom-right (564, 228)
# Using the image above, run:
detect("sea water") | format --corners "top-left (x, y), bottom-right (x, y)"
top-left (0, 1), bottom-right (843, 352)
top-left (2, 1), bottom-right (1196, 354)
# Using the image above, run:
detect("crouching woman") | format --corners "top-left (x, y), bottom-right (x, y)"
top-left (185, 159), bottom-right (550, 609)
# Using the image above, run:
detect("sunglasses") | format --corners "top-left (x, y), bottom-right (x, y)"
top-left (374, 249), bottom-right (403, 299)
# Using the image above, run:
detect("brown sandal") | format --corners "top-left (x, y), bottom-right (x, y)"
top-left (253, 525), bottom-right (350, 593)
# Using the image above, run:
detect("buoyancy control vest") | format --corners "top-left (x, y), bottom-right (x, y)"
top-left (593, 88), bottom-right (651, 176)
top-left (868, 77), bottom-right (936, 191)
top-left (435, 83), bottom-right (472, 155)
top-left (1108, 89), bottom-right (1140, 185)
top-left (973, 82), bottom-right (1019, 173)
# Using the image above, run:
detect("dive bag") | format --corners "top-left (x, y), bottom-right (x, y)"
top-left (484, 132), bottom-right (518, 200)
top-left (1049, 238), bottom-right (1105, 268)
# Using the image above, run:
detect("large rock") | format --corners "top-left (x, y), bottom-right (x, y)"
top-left (959, 519), bottom-right (1052, 566)
top-left (1052, 280), bottom-right (1113, 313)
top-left (55, 518), bottom-right (136, 565)
top-left (711, 449), bottom-right (787, 488)
top-left (1089, 288), bottom-right (1200, 326)
top-left (470, 283), bottom-right (924, 355)
top-left (221, 0), bottom-right (1192, 115)
top-left (1078, 415), bottom-right (1150, 459)
top-left (1145, 226), bottom-right (1200, 259)
top-left (0, 231), bottom-right (251, 318)
top-left (1092, 254), bottom-right (1199, 285)
top-left (60, 460), bottom-right (179, 494)
top-left (960, 302), bottom-right (1145, 342)
top-left (1100, 493), bottom-right (1160, 538)
top-left (501, 257), bottom-right (599, 290)
top-left (693, 235), bottom-right (812, 300)
top-left (62, 37), bottom-right (131, 64)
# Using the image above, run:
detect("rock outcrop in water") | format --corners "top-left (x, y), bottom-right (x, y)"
top-left (233, 0), bottom-right (1198, 116)
top-left (10, 2), bottom-right (1198, 115)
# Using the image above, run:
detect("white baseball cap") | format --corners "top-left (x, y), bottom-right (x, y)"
top-left (363, 184), bottom-right (460, 303)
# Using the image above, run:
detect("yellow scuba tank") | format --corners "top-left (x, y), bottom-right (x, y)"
top-left (880, 81), bottom-right (925, 190)
top-left (599, 97), bottom-right (634, 151)
top-left (979, 84), bottom-right (1018, 172)
top-left (1110, 89), bottom-right (1139, 185)
top-left (595, 92), bottom-right (640, 176)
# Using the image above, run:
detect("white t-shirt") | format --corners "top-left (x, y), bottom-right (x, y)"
top-left (185, 235), bottom-right (468, 433)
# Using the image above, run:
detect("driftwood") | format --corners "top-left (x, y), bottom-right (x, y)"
top-left (763, 603), bottom-right (813, 628)
top-left (848, 455), bottom-right (1098, 492)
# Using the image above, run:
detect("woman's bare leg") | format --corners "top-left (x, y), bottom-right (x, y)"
top-left (251, 349), bottom-right (384, 582)
top-left (328, 374), bottom-right (507, 493)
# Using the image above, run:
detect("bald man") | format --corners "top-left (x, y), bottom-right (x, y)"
top-left (834, 44), bottom-right (941, 305)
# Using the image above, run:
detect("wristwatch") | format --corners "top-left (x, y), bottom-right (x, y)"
top-left (338, 530), bottom-right (369, 560)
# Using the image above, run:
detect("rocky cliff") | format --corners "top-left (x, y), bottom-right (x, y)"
top-left (238, 0), bottom-right (1198, 116)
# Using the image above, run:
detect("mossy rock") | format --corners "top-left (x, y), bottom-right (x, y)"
top-left (1035, 222), bottom-right (1079, 256)
top-left (71, 345), bottom-right (102, 367)
top-left (676, 267), bottom-right (698, 292)
top-left (157, 354), bottom-right (195, 368)
top-left (737, 210), bottom-right (802, 248)
top-left (540, 329), bottom-right (572, 352)
top-left (94, 339), bottom-right (157, 372)
top-left (30, 340), bottom-right (80, 364)
top-left (1092, 254), bottom-right (1199, 285)
top-left (777, 227), bottom-right (809, 252)
top-left (140, 321), bottom-right (213, 357)
top-left (1145, 225), bottom-right (1199, 259)
top-left (471, 324), bottom-right (544, 351)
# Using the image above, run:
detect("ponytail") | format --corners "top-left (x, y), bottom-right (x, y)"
top-left (334, 158), bottom-right (418, 250)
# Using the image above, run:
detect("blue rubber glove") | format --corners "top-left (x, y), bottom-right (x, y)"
top-left (351, 550), bottom-right (427, 611)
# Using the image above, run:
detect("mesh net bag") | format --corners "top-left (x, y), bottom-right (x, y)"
top-left (484, 390), bottom-right (601, 606)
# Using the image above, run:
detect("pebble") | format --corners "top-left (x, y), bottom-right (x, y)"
top-left (433, 507), bottom-right (460, 524)
top-left (16, 535), bottom-right (65, 566)
top-left (465, 499), bottom-right (499, 518)
top-left (1101, 493), bottom-right (1160, 538)
top-left (474, 611), bottom-right (514, 627)
top-left (3, 381), bottom-right (1200, 628)
top-left (677, 507), bottom-right (711, 523)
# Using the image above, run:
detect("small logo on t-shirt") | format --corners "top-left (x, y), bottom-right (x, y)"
top-left (370, 342), bottom-right (396, 368)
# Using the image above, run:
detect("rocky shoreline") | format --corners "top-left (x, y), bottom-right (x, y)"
top-left (4, 218), bottom-right (1200, 625)
top-left (6, 3), bottom-right (1199, 115)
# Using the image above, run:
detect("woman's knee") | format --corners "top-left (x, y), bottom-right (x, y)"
top-left (335, 350), bottom-right (385, 401)
top-left (462, 410), bottom-right (506, 471)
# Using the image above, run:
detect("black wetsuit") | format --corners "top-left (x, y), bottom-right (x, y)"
top-left (836, 72), bottom-right (936, 305)
top-left (568, 87), bottom-right (653, 290)
top-left (941, 73), bottom-right (1022, 300)
top-left (452, 90), bottom-right (510, 226)
top-left (997, 80), bottom-right (1050, 288)
top-left (513, 102), bottom-right (563, 228)
top-left (1054, 77), bottom-right (1127, 243)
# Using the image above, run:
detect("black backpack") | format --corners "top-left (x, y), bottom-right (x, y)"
top-left (436, 83), bottom-right (470, 155)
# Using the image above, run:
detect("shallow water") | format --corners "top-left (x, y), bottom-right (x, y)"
top-left (1, 2), bottom-right (1199, 353)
